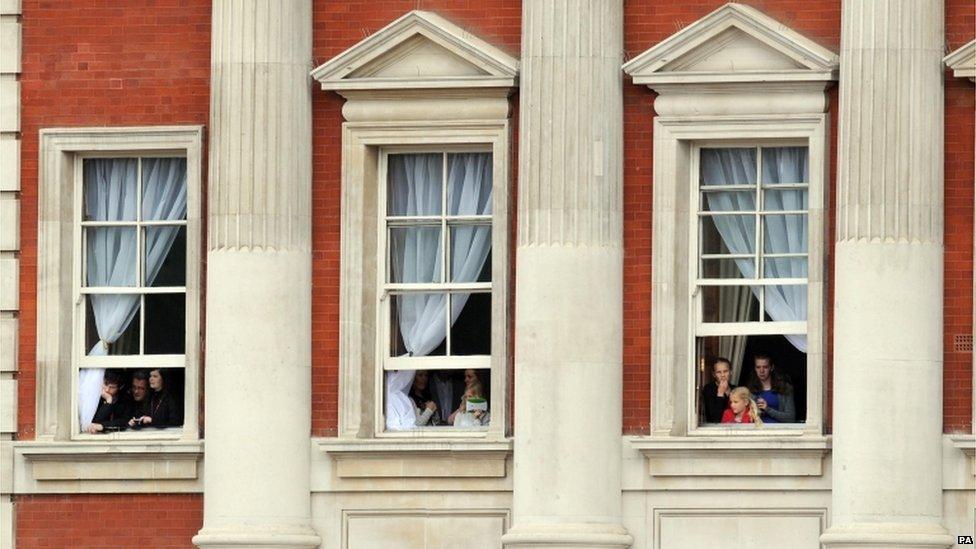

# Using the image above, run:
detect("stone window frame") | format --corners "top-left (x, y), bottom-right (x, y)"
top-left (36, 126), bottom-right (204, 442)
top-left (337, 121), bottom-right (511, 442)
top-left (654, 118), bottom-right (828, 439)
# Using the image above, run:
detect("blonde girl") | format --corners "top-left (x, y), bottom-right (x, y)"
top-left (721, 387), bottom-right (762, 426)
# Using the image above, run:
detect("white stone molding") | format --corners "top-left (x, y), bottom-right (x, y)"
top-left (334, 121), bottom-right (511, 442)
top-left (36, 126), bottom-right (204, 443)
top-left (824, 1), bottom-right (952, 548)
top-left (623, 2), bottom-right (838, 87)
top-left (315, 11), bottom-right (516, 447)
top-left (623, 4), bottom-right (838, 457)
top-left (0, 3), bottom-right (18, 545)
top-left (632, 436), bottom-right (830, 477)
top-left (945, 39), bottom-right (975, 82)
top-left (316, 439), bottom-right (511, 479)
top-left (312, 10), bottom-right (517, 92)
top-left (341, 508), bottom-right (510, 549)
top-left (195, 2), bottom-right (319, 548)
top-left (504, 2), bottom-right (631, 549)
top-left (651, 507), bottom-right (828, 549)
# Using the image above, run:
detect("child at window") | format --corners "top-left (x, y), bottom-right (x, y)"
top-left (721, 387), bottom-right (762, 426)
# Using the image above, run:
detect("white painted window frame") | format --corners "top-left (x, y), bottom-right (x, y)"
top-left (36, 126), bottom-right (203, 442)
top-left (689, 139), bottom-right (812, 433)
top-left (651, 115), bottom-right (827, 439)
top-left (339, 121), bottom-right (511, 442)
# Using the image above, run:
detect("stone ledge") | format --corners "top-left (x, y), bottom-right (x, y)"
top-left (630, 435), bottom-right (830, 477)
top-left (949, 434), bottom-right (975, 476)
top-left (16, 440), bottom-right (203, 481)
top-left (315, 438), bottom-right (512, 479)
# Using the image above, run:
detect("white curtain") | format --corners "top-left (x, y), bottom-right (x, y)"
top-left (701, 148), bottom-right (807, 356)
top-left (384, 153), bottom-right (492, 431)
top-left (78, 158), bottom-right (187, 430)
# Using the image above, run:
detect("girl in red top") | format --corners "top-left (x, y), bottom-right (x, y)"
top-left (721, 387), bottom-right (762, 426)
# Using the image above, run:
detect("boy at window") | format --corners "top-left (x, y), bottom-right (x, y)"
top-left (701, 357), bottom-right (735, 423)
top-left (86, 371), bottom-right (126, 433)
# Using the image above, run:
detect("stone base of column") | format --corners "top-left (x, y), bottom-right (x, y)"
top-left (501, 523), bottom-right (633, 549)
top-left (193, 525), bottom-right (321, 549)
top-left (820, 523), bottom-right (953, 549)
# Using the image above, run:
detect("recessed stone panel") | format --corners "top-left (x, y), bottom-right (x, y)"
top-left (344, 511), bottom-right (507, 549)
top-left (657, 510), bottom-right (824, 549)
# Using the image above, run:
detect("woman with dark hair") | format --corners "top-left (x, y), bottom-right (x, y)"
top-left (409, 370), bottom-right (439, 426)
top-left (139, 368), bottom-right (183, 428)
top-left (747, 354), bottom-right (795, 423)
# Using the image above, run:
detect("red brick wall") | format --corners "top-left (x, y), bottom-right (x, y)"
top-left (621, 1), bottom-right (842, 433)
top-left (310, 0), bottom-right (522, 436)
top-left (15, 494), bottom-right (202, 548)
top-left (943, 0), bottom-right (975, 433)
top-left (16, 0), bottom-right (212, 438)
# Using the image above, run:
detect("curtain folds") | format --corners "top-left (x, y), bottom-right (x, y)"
top-left (700, 148), bottom-right (808, 361)
top-left (384, 153), bottom-right (493, 431)
top-left (78, 158), bottom-right (187, 431)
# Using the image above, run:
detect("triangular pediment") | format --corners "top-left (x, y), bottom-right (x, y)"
top-left (623, 3), bottom-right (838, 86)
top-left (312, 10), bottom-right (518, 91)
top-left (945, 39), bottom-right (975, 82)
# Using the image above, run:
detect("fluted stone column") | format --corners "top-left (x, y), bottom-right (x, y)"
top-left (501, 2), bottom-right (632, 548)
top-left (822, 1), bottom-right (952, 548)
top-left (193, 1), bottom-right (319, 548)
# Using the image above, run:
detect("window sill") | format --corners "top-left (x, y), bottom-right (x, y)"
top-left (949, 434), bottom-right (975, 476)
top-left (314, 437), bottom-right (512, 479)
top-left (14, 439), bottom-right (203, 482)
top-left (628, 434), bottom-right (830, 478)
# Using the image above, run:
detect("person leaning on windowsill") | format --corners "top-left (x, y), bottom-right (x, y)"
top-left (86, 371), bottom-right (128, 433)
top-left (701, 357), bottom-right (736, 423)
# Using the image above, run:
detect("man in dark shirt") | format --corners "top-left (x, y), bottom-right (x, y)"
top-left (126, 370), bottom-right (152, 429)
top-left (86, 371), bottom-right (126, 433)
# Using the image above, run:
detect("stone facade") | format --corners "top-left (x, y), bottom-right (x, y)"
top-left (4, 1), bottom-right (975, 548)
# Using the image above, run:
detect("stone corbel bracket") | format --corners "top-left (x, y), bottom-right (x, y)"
top-left (631, 436), bottom-right (831, 477)
top-left (944, 39), bottom-right (975, 83)
top-left (311, 10), bottom-right (518, 123)
top-left (623, 2), bottom-right (839, 117)
top-left (14, 441), bottom-right (203, 492)
top-left (949, 434), bottom-right (975, 476)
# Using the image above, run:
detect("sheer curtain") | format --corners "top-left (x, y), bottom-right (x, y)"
top-left (384, 153), bottom-right (492, 431)
top-left (700, 147), bottom-right (808, 367)
top-left (78, 158), bottom-right (187, 431)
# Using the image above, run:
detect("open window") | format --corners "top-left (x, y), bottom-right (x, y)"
top-left (379, 150), bottom-right (495, 432)
top-left (693, 145), bottom-right (810, 428)
top-left (36, 127), bottom-right (202, 442)
top-left (622, 2), bottom-right (837, 438)
top-left (312, 10), bottom-right (517, 440)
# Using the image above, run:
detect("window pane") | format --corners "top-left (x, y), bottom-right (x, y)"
top-left (447, 153), bottom-right (493, 215)
top-left (141, 158), bottom-right (188, 220)
top-left (700, 148), bottom-right (757, 186)
top-left (764, 285), bottom-right (807, 321)
top-left (450, 292), bottom-right (491, 356)
top-left (702, 258), bottom-right (754, 279)
top-left (387, 153), bottom-right (443, 216)
top-left (763, 257), bottom-right (807, 278)
top-left (391, 293), bottom-right (447, 357)
top-left (701, 285), bottom-right (760, 323)
top-left (85, 295), bottom-right (140, 355)
top-left (695, 334), bottom-right (807, 424)
top-left (80, 368), bottom-right (185, 433)
top-left (83, 158), bottom-right (138, 221)
top-left (761, 147), bottom-right (808, 184)
top-left (144, 293), bottom-right (186, 354)
top-left (389, 226), bottom-right (442, 283)
top-left (449, 225), bottom-right (491, 282)
top-left (763, 189), bottom-right (808, 211)
top-left (86, 227), bottom-right (138, 287)
top-left (383, 368), bottom-right (491, 429)
top-left (146, 226), bottom-right (186, 287)
top-left (701, 215), bottom-right (755, 256)
top-left (763, 215), bottom-right (808, 254)
top-left (701, 190), bottom-right (755, 212)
